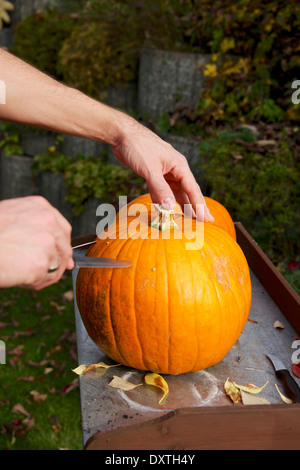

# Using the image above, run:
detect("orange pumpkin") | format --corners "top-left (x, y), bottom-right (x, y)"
top-left (76, 208), bottom-right (251, 375)
top-left (118, 193), bottom-right (236, 240)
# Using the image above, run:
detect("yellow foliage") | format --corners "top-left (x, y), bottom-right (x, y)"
top-left (203, 63), bottom-right (217, 78)
top-left (0, 0), bottom-right (13, 29)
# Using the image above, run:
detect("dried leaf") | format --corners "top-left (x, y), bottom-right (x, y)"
top-left (273, 320), bottom-right (284, 329)
top-left (144, 372), bottom-right (169, 404)
top-left (232, 380), bottom-right (269, 395)
top-left (225, 378), bottom-right (269, 404)
top-left (72, 361), bottom-right (120, 375)
top-left (230, 151), bottom-right (243, 160)
top-left (62, 290), bottom-right (74, 302)
top-left (241, 390), bottom-right (270, 405)
top-left (275, 384), bottom-right (293, 404)
top-left (224, 377), bottom-right (242, 403)
top-left (17, 376), bottom-right (35, 382)
top-left (108, 375), bottom-right (143, 391)
top-left (12, 403), bottom-right (31, 417)
top-left (256, 139), bottom-right (276, 146)
top-left (30, 390), bottom-right (47, 403)
top-left (60, 377), bottom-right (78, 395)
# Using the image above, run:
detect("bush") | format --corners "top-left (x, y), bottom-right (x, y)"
top-left (166, 0), bottom-right (300, 125)
top-left (199, 123), bottom-right (300, 264)
top-left (59, 0), bottom-right (196, 98)
top-left (11, 9), bottom-right (78, 79)
top-left (32, 136), bottom-right (146, 215)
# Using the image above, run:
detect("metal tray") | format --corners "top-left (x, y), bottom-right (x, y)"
top-left (71, 223), bottom-right (300, 450)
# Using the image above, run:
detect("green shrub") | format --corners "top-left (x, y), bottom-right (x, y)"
top-left (162, 0), bottom-right (300, 125)
top-left (11, 9), bottom-right (78, 79)
top-left (59, 0), bottom-right (197, 98)
top-left (199, 124), bottom-right (300, 264)
top-left (32, 136), bottom-right (146, 215)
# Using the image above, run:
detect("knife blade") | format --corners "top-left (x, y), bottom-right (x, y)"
top-left (72, 251), bottom-right (132, 268)
top-left (267, 354), bottom-right (300, 403)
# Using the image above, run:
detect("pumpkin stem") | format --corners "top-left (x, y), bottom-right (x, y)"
top-left (149, 206), bottom-right (178, 231)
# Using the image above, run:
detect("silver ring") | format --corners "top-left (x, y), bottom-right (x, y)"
top-left (48, 257), bottom-right (61, 273)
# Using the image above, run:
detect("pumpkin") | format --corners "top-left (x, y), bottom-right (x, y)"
top-left (118, 193), bottom-right (236, 240)
top-left (76, 207), bottom-right (251, 375)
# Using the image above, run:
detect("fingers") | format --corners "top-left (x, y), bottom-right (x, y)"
top-left (147, 162), bottom-right (214, 222)
top-left (7, 196), bottom-right (74, 289)
top-left (146, 172), bottom-right (177, 210)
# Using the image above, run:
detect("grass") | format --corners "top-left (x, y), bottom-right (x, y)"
top-left (0, 272), bottom-right (83, 450)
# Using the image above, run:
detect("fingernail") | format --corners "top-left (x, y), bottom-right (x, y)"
top-left (162, 197), bottom-right (176, 210)
top-left (207, 208), bottom-right (214, 222)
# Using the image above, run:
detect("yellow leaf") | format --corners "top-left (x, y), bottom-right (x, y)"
top-left (225, 378), bottom-right (269, 404)
top-left (241, 390), bottom-right (270, 405)
top-left (145, 372), bottom-right (169, 404)
top-left (220, 37), bottom-right (235, 53)
top-left (224, 377), bottom-right (242, 403)
top-left (203, 64), bottom-right (217, 78)
top-left (108, 375), bottom-right (143, 391)
top-left (72, 361), bottom-right (120, 375)
top-left (232, 380), bottom-right (269, 394)
top-left (275, 384), bottom-right (293, 404)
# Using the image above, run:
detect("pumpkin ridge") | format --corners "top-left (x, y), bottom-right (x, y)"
top-left (186, 245), bottom-right (200, 373)
top-left (76, 241), bottom-right (124, 363)
top-left (210, 225), bottom-right (250, 331)
top-left (206, 226), bottom-right (250, 361)
top-left (132, 236), bottom-right (149, 371)
top-left (103, 239), bottom-right (130, 365)
top-left (162, 237), bottom-right (170, 375)
top-left (198, 234), bottom-right (223, 368)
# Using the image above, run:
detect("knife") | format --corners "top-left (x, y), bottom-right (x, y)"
top-left (267, 354), bottom-right (300, 403)
top-left (72, 242), bottom-right (132, 268)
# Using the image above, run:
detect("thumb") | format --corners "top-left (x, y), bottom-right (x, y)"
top-left (147, 173), bottom-right (176, 210)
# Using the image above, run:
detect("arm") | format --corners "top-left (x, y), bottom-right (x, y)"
top-left (0, 48), bottom-right (213, 219)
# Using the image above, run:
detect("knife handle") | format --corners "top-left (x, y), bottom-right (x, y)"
top-left (276, 369), bottom-right (300, 403)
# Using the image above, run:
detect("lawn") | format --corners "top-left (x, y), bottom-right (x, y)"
top-left (0, 272), bottom-right (83, 450)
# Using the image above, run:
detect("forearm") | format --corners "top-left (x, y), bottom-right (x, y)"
top-left (0, 48), bottom-right (127, 147)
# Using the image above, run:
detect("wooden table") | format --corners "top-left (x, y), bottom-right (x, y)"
top-left (71, 223), bottom-right (300, 450)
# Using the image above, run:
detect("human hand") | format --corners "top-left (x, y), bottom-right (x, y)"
top-left (112, 118), bottom-right (214, 221)
top-left (0, 196), bottom-right (74, 289)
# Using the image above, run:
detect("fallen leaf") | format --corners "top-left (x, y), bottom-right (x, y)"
top-left (30, 390), bottom-right (47, 403)
top-left (50, 300), bottom-right (66, 312)
top-left (241, 390), bottom-right (270, 405)
top-left (232, 380), bottom-right (269, 394)
top-left (273, 320), bottom-right (284, 329)
top-left (72, 361), bottom-right (120, 375)
top-left (62, 290), bottom-right (74, 302)
top-left (224, 378), bottom-right (269, 404)
top-left (144, 372), bottom-right (169, 404)
top-left (275, 383), bottom-right (293, 404)
top-left (17, 376), bottom-right (35, 382)
top-left (256, 139), bottom-right (276, 146)
top-left (108, 375), bottom-right (143, 391)
top-left (288, 261), bottom-right (300, 271)
top-left (230, 151), bottom-right (243, 160)
top-left (12, 403), bottom-right (31, 417)
top-left (224, 378), bottom-right (242, 403)
top-left (59, 378), bottom-right (78, 395)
